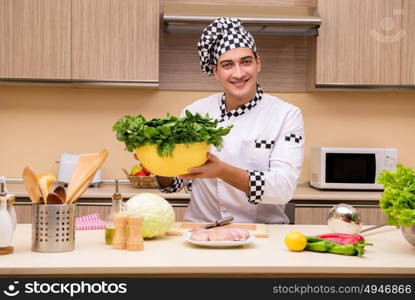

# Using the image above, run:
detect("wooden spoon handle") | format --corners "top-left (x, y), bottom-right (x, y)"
top-left (122, 168), bottom-right (130, 178)
top-left (22, 166), bottom-right (41, 204)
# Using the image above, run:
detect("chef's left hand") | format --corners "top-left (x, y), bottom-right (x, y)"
top-left (179, 153), bottom-right (224, 179)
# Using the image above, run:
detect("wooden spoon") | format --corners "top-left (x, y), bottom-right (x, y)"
top-left (66, 148), bottom-right (109, 204)
top-left (46, 192), bottom-right (65, 204)
top-left (22, 166), bottom-right (41, 204)
top-left (53, 186), bottom-right (66, 203)
top-left (122, 168), bottom-right (131, 178)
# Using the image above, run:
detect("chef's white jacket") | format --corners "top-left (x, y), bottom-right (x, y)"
top-left (159, 91), bottom-right (304, 224)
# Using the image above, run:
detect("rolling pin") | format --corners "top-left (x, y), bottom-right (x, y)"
top-left (127, 214), bottom-right (144, 251)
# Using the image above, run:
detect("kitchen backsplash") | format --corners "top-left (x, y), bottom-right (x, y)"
top-left (1, 85), bottom-right (415, 181)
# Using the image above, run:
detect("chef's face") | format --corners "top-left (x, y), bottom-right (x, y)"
top-left (213, 47), bottom-right (261, 103)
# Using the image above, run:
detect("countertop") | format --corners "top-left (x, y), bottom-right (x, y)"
top-left (7, 182), bottom-right (383, 202)
top-left (0, 224), bottom-right (413, 276)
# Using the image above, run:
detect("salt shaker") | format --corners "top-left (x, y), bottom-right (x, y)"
top-left (112, 213), bottom-right (128, 250)
top-left (127, 214), bottom-right (144, 251)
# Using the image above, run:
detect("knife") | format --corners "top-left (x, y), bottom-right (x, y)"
top-left (203, 216), bottom-right (234, 229)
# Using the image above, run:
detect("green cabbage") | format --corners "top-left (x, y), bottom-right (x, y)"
top-left (376, 164), bottom-right (415, 226)
top-left (125, 193), bottom-right (175, 238)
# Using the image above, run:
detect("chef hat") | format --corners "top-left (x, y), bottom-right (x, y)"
top-left (197, 17), bottom-right (257, 76)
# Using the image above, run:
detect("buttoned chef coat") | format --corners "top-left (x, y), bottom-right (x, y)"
top-left (159, 90), bottom-right (304, 224)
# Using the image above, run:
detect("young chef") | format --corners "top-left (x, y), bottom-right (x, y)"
top-left (156, 17), bottom-right (304, 224)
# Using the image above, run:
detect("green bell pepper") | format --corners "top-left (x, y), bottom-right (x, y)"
top-left (305, 236), bottom-right (372, 257)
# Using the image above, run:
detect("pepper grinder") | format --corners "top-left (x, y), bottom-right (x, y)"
top-left (127, 214), bottom-right (144, 251)
top-left (112, 213), bottom-right (128, 250)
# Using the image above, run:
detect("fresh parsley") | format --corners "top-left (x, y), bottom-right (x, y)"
top-left (113, 110), bottom-right (233, 157)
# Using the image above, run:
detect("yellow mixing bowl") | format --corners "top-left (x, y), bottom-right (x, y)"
top-left (135, 142), bottom-right (211, 177)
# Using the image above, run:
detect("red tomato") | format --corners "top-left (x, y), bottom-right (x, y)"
top-left (142, 167), bottom-right (151, 175)
top-left (134, 171), bottom-right (147, 176)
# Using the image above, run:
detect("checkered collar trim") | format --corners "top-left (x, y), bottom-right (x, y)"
top-left (219, 84), bottom-right (263, 122)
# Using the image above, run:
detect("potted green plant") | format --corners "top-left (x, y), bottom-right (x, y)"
top-left (377, 164), bottom-right (415, 246)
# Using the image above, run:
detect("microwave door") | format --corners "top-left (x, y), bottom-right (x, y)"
top-left (326, 153), bottom-right (376, 184)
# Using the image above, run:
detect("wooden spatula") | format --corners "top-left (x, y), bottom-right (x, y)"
top-left (22, 166), bottom-right (41, 204)
top-left (66, 148), bottom-right (109, 204)
top-left (68, 173), bottom-right (95, 204)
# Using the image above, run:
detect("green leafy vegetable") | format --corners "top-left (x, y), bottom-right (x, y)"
top-left (376, 164), bottom-right (415, 226)
top-left (112, 110), bottom-right (233, 157)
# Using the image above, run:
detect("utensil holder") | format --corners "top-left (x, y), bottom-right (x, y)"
top-left (31, 204), bottom-right (76, 253)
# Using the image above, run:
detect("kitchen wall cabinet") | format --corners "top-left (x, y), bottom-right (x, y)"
top-left (0, 0), bottom-right (158, 84)
top-left (0, 0), bottom-right (71, 80)
top-left (316, 0), bottom-right (403, 86)
top-left (401, 0), bottom-right (415, 85)
top-left (72, 0), bottom-right (159, 82)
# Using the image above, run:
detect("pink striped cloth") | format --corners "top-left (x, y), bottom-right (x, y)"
top-left (75, 213), bottom-right (106, 230)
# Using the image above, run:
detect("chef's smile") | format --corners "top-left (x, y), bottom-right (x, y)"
top-left (230, 77), bottom-right (250, 89)
top-left (213, 47), bottom-right (261, 106)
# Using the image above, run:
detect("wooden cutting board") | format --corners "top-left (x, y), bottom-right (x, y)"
top-left (166, 222), bottom-right (268, 238)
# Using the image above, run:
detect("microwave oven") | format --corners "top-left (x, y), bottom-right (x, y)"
top-left (310, 147), bottom-right (398, 190)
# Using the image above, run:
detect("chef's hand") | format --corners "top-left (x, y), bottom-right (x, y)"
top-left (179, 153), bottom-right (224, 179)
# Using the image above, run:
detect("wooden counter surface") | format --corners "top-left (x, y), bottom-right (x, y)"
top-left (1, 224), bottom-right (413, 277)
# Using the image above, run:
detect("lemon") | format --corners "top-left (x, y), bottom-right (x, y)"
top-left (284, 232), bottom-right (307, 252)
top-left (37, 173), bottom-right (56, 200)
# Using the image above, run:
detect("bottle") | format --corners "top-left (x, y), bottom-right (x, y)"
top-left (0, 182), bottom-right (14, 254)
top-left (7, 195), bottom-right (17, 231)
top-left (105, 180), bottom-right (124, 245)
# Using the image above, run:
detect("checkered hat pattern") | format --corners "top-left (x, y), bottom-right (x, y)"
top-left (219, 84), bottom-right (263, 122)
top-left (197, 17), bottom-right (257, 76)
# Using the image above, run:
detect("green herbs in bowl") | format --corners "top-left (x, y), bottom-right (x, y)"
top-left (113, 110), bottom-right (233, 176)
top-left (112, 110), bottom-right (233, 158)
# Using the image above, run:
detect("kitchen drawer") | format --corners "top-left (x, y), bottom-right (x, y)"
top-left (14, 203), bottom-right (188, 224)
top-left (295, 204), bottom-right (387, 225)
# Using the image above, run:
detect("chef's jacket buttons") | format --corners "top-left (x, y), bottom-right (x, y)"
top-left (221, 207), bottom-right (227, 213)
